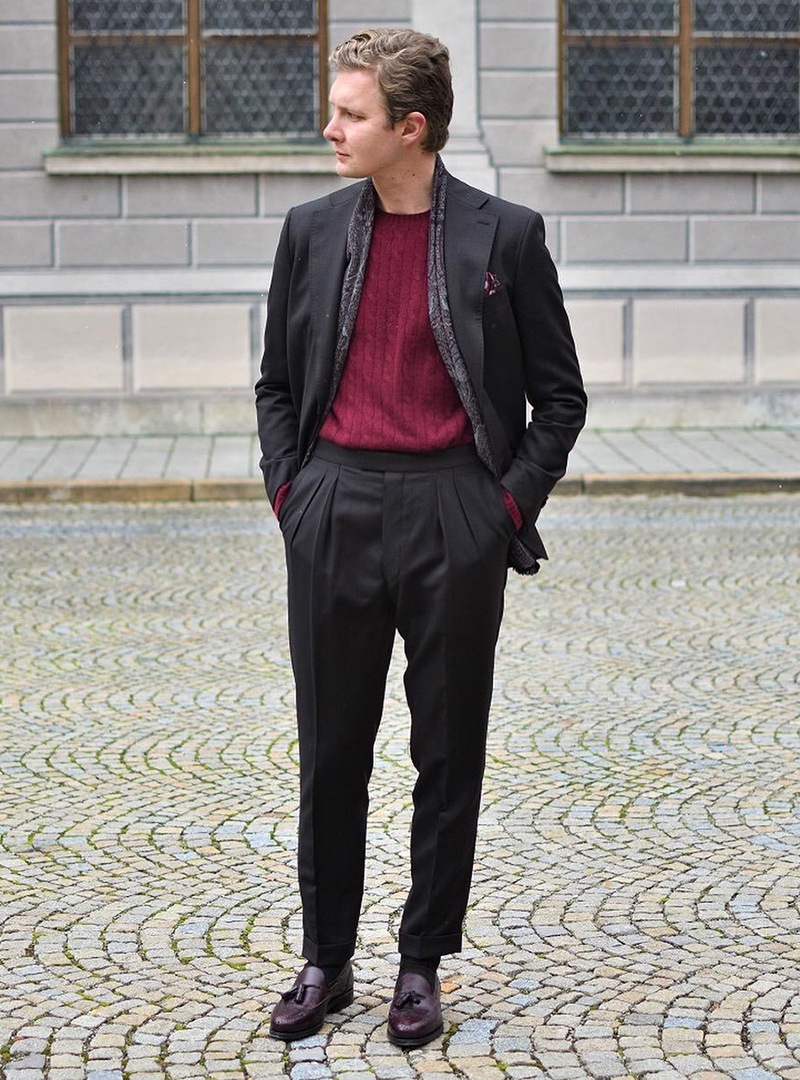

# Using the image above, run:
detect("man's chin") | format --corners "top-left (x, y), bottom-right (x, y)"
top-left (335, 157), bottom-right (368, 178)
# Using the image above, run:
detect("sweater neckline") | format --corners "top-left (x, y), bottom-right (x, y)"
top-left (376, 207), bottom-right (430, 219)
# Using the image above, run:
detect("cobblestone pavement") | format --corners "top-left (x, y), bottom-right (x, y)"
top-left (1, 428), bottom-right (799, 482)
top-left (1, 495), bottom-right (799, 1080)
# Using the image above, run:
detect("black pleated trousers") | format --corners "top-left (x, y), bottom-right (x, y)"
top-left (278, 437), bottom-right (513, 966)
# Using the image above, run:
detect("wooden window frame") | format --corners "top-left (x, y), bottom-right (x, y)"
top-left (558, 0), bottom-right (800, 141)
top-left (56, 0), bottom-right (329, 142)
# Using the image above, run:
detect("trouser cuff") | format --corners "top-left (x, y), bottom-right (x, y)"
top-left (302, 933), bottom-right (356, 967)
top-left (398, 930), bottom-right (462, 957)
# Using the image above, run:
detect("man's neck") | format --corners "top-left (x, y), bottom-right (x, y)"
top-left (372, 153), bottom-right (436, 215)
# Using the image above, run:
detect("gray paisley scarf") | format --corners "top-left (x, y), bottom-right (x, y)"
top-left (311, 151), bottom-right (539, 575)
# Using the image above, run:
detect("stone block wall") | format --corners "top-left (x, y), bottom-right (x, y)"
top-left (477, 0), bottom-right (800, 426)
top-left (0, 0), bottom-right (798, 435)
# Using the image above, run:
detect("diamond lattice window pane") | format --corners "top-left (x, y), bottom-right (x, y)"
top-left (694, 0), bottom-right (799, 34)
top-left (694, 45), bottom-right (800, 133)
top-left (565, 0), bottom-right (676, 33)
top-left (73, 44), bottom-right (185, 134)
top-left (203, 40), bottom-right (316, 134)
top-left (565, 44), bottom-right (676, 133)
top-left (71, 0), bottom-right (184, 33)
top-left (202, 0), bottom-right (316, 32)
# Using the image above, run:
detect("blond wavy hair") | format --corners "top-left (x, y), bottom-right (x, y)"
top-left (329, 28), bottom-right (453, 154)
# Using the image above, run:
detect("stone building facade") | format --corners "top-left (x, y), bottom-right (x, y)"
top-left (1, 0), bottom-right (799, 436)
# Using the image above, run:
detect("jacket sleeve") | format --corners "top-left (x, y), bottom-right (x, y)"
top-left (499, 210), bottom-right (587, 527)
top-left (254, 206), bottom-right (302, 510)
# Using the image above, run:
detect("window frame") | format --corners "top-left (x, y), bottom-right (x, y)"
top-left (558, 0), bottom-right (800, 142)
top-left (56, 0), bottom-right (330, 144)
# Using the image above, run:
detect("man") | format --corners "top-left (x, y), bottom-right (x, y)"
top-left (255, 27), bottom-right (586, 1049)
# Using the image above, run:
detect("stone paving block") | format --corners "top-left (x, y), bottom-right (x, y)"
top-left (597, 430), bottom-right (675, 473)
top-left (74, 438), bottom-right (135, 481)
top-left (706, 428), bottom-right (782, 470)
top-left (666, 430), bottom-right (761, 472)
top-left (164, 435), bottom-right (214, 480)
top-left (208, 436), bottom-right (253, 479)
top-left (633, 430), bottom-right (720, 473)
top-left (573, 432), bottom-right (641, 474)
top-left (0, 437), bottom-right (57, 479)
top-left (28, 436), bottom-right (96, 480)
top-left (118, 436), bottom-right (174, 480)
top-left (0, 437), bottom-right (20, 467)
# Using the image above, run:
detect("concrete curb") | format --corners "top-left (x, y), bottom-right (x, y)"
top-left (0, 473), bottom-right (799, 505)
top-left (0, 478), bottom-right (262, 504)
top-left (0, 479), bottom-right (194, 504)
top-left (574, 473), bottom-right (800, 496)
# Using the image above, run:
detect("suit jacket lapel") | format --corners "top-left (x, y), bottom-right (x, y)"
top-left (444, 175), bottom-right (511, 466)
top-left (309, 184), bottom-right (363, 410)
top-left (443, 176), bottom-right (497, 397)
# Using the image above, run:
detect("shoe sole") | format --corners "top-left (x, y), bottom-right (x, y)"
top-left (269, 986), bottom-right (354, 1041)
top-left (386, 1019), bottom-right (444, 1048)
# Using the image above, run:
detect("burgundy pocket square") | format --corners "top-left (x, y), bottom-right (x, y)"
top-left (483, 270), bottom-right (502, 296)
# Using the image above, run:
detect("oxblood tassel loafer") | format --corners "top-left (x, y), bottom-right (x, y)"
top-left (269, 959), bottom-right (354, 1041)
top-left (387, 971), bottom-right (444, 1048)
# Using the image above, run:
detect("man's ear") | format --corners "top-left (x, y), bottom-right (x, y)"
top-left (400, 111), bottom-right (427, 145)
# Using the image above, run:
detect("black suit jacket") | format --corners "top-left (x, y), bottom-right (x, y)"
top-left (255, 165), bottom-right (586, 563)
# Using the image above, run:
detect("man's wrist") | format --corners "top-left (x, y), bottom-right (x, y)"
top-left (502, 485), bottom-right (524, 532)
top-left (274, 480), bottom-right (292, 521)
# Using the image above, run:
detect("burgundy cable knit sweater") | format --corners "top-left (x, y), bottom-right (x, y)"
top-left (274, 206), bottom-right (522, 532)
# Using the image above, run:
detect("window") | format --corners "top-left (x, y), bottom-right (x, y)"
top-left (57, 0), bottom-right (328, 141)
top-left (559, 0), bottom-right (800, 139)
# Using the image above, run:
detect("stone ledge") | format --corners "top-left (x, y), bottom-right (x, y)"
top-left (43, 142), bottom-right (337, 176)
top-left (3, 264), bottom-right (800, 298)
top-left (546, 142), bottom-right (800, 174)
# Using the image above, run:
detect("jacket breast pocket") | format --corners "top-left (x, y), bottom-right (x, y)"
top-left (482, 287), bottom-right (514, 329)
